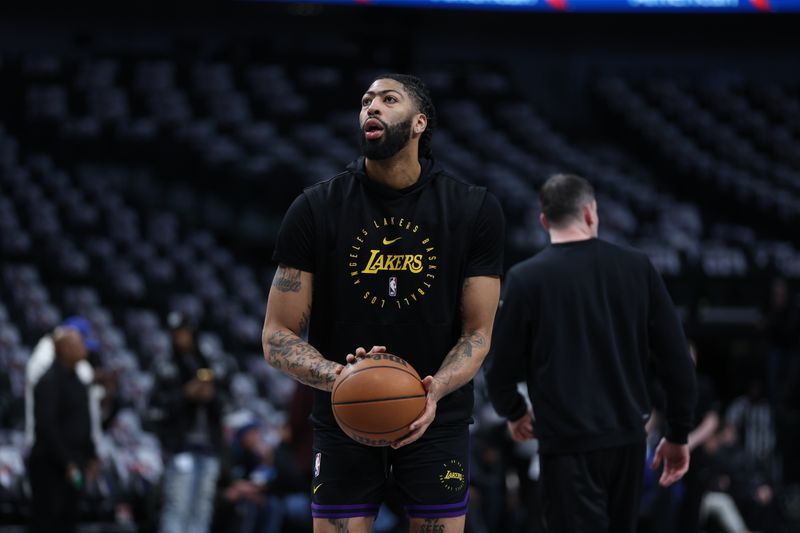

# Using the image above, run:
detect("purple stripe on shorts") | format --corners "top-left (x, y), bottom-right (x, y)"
top-left (312, 511), bottom-right (379, 519)
top-left (404, 490), bottom-right (470, 510)
top-left (311, 502), bottom-right (380, 511)
top-left (407, 509), bottom-right (468, 519)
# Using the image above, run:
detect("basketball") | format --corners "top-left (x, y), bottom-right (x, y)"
top-left (331, 353), bottom-right (427, 447)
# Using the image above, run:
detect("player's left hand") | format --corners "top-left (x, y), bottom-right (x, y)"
top-left (391, 375), bottom-right (441, 449)
top-left (508, 410), bottom-right (534, 441)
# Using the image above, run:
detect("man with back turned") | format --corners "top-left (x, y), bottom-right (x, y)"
top-left (486, 173), bottom-right (697, 533)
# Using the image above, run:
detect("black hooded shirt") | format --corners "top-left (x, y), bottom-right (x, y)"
top-left (273, 157), bottom-right (505, 428)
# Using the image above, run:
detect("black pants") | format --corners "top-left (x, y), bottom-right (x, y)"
top-left (539, 441), bottom-right (645, 533)
top-left (27, 457), bottom-right (80, 533)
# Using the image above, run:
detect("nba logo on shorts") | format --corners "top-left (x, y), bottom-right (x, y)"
top-left (389, 277), bottom-right (397, 297)
top-left (314, 452), bottom-right (321, 477)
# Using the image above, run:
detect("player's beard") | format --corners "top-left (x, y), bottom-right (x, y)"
top-left (359, 117), bottom-right (413, 160)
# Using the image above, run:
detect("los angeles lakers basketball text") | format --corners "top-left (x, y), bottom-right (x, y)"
top-left (348, 217), bottom-right (439, 310)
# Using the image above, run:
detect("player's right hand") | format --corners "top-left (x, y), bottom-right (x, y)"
top-left (334, 346), bottom-right (387, 376)
top-left (344, 345), bottom-right (387, 365)
top-left (651, 438), bottom-right (690, 487)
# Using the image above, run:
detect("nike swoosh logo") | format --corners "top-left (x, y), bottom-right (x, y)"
top-left (313, 483), bottom-right (323, 494)
top-left (382, 237), bottom-right (402, 245)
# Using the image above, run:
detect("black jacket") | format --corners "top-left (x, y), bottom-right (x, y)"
top-left (148, 346), bottom-right (227, 455)
top-left (30, 361), bottom-right (96, 469)
top-left (486, 239), bottom-right (697, 454)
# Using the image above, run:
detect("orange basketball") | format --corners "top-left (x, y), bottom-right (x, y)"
top-left (331, 353), bottom-right (427, 447)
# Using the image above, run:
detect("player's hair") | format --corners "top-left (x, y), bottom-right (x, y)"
top-left (373, 73), bottom-right (437, 159)
top-left (538, 174), bottom-right (595, 227)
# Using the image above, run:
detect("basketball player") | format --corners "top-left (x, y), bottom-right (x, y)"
top-left (485, 174), bottom-right (697, 533)
top-left (262, 74), bottom-right (504, 533)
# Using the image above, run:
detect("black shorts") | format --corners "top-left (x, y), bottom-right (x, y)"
top-left (310, 422), bottom-right (470, 520)
top-left (539, 441), bottom-right (645, 533)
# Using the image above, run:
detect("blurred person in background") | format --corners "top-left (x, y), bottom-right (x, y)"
top-left (675, 342), bottom-right (722, 533)
top-left (640, 342), bottom-right (719, 533)
top-left (778, 360), bottom-right (800, 514)
top-left (150, 311), bottom-right (228, 533)
top-left (27, 326), bottom-right (99, 533)
top-left (696, 422), bottom-right (786, 533)
top-left (465, 424), bottom-right (511, 533)
top-left (215, 421), bottom-right (282, 533)
top-left (761, 278), bottom-right (799, 407)
top-left (762, 279), bottom-right (800, 504)
top-left (486, 174), bottom-right (697, 533)
top-left (25, 316), bottom-right (107, 452)
top-left (280, 383), bottom-right (315, 531)
top-left (726, 377), bottom-right (777, 481)
top-left (0, 367), bottom-right (18, 429)
top-left (215, 413), bottom-right (316, 533)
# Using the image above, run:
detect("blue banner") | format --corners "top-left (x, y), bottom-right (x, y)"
top-left (247, 0), bottom-right (800, 11)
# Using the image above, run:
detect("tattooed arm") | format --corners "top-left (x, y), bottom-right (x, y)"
top-left (392, 275), bottom-right (501, 448)
top-left (262, 265), bottom-right (342, 391)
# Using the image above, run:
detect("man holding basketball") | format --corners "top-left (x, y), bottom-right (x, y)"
top-left (485, 174), bottom-right (697, 533)
top-left (262, 74), bottom-right (504, 533)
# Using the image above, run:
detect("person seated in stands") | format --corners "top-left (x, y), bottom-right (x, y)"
top-left (726, 377), bottom-right (777, 478)
top-left (759, 277), bottom-right (799, 406)
top-left (215, 420), bottom-right (282, 533)
top-left (702, 423), bottom-right (784, 533)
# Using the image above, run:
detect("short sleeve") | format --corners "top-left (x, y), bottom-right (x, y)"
top-left (272, 194), bottom-right (316, 273)
top-left (465, 192), bottom-right (505, 278)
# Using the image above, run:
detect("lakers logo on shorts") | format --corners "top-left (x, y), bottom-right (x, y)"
top-left (437, 459), bottom-right (466, 492)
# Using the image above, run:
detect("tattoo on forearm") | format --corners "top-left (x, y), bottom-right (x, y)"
top-left (272, 267), bottom-right (301, 293)
top-left (459, 331), bottom-right (484, 358)
top-left (298, 305), bottom-right (310, 338)
top-left (454, 331), bottom-right (485, 360)
top-left (420, 518), bottom-right (445, 533)
top-left (266, 329), bottom-right (335, 388)
top-left (327, 518), bottom-right (351, 533)
top-left (436, 331), bottom-right (487, 390)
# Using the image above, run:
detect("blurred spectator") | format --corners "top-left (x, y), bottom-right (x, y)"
top-left (27, 326), bottom-right (99, 533)
top-left (761, 278), bottom-right (799, 406)
top-left (726, 378), bottom-right (777, 479)
top-left (25, 316), bottom-right (103, 451)
top-left (214, 403), bottom-right (315, 533)
top-left (284, 383), bottom-right (313, 488)
top-left (149, 311), bottom-right (228, 533)
top-left (215, 421), bottom-right (282, 533)
top-left (104, 408), bottom-right (164, 530)
top-left (702, 424), bottom-right (784, 532)
top-left (467, 424), bottom-right (513, 533)
top-left (0, 372), bottom-right (16, 429)
top-left (275, 384), bottom-right (315, 532)
top-left (676, 342), bottom-right (721, 533)
top-left (780, 359), bottom-right (800, 487)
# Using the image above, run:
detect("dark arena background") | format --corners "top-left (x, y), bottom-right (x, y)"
top-left (0, 0), bottom-right (799, 531)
